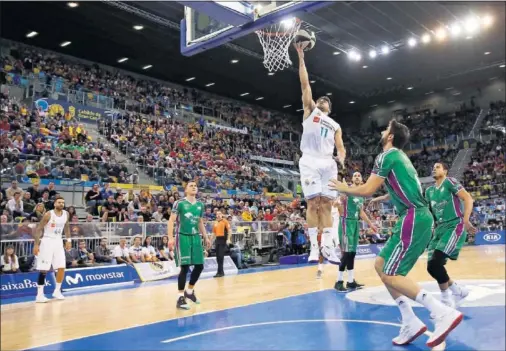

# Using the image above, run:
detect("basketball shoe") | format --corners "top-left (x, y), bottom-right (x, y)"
top-left (392, 317), bottom-right (427, 345)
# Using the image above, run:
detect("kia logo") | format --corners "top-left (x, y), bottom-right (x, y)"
top-left (484, 233), bottom-right (501, 242)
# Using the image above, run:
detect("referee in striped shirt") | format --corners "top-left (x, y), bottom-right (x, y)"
top-left (212, 211), bottom-right (231, 278)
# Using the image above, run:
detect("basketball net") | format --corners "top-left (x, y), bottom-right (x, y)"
top-left (255, 18), bottom-right (301, 72)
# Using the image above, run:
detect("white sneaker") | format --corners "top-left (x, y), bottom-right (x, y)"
top-left (392, 317), bottom-right (427, 345)
top-left (308, 246), bottom-right (320, 263)
top-left (52, 291), bottom-right (65, 300)
top-left (316, 270), bottom-right (323, 279)
top-left (453, 286), bottom-right (469, 307)
top-left (426, 309), bottom-right (463, 348)
top-left (441, 297), bottom-right (456, 309)
top-left (36, 295), bottom-right (49, 303)
top-left (321, 245), bottom-right (341, 265)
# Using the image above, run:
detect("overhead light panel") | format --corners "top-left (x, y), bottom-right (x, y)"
top-left (370, 104), bottom-right (378, 108)
top-left (481, 15), bottom-right (493, 28)
top-left (450, 23), bottom-right (462, 36)
top-left (484, 52), bottom-right (491, 55)
top-left (464, 16), bottom-right (480, 34)
top-left (349, 101), bottom-right (355, 104)
top-left (117, 57), bottom-right (128, 63)
top-left (369, 50), bottom-right (377, 58)
top-left (240, 92), bottom-right (249, 96)
top-left (60, 41), bottom-right (71, 47)
top-left (386, 77), bottom-right (392, 80)
top-left (499, 64), bottom-right (505, 68)
top-left (67, 2), bottom-right (79, 8)
top-left (296, 108), bottom-right (303, 112)
top-left (407, 38), bottom-right (417, 47)
top-left (333, 51), bottom-right (340, 55)
top-left (466, 36), bottom-right (473, 40)
top-left (363, 65), bottom-right (368, 69)
top-left (388, 100), bottom-right (395, 104)
top-left (348, 50), bottom-right (361, 62)
top-left (133, 25), bottom-right (144, 30)
top-left (26, 31), bottom-right (38, 38)
top-left (231, 59), bottom-right (239, 64)
top-left (310, 80), bottom-right (316, 83)
top-left (283, 105), bottom-right (291, 108)
top-left (326, 92), bottom-right (332, 96)
top-left (256, 97), bottom-right (264, 100)
top-left (445, 87), bottom-right (453, 90)
top-left (268, 72), bottom-right (275, 76)
top-left (186, 77), bottom-right (196, 81)
top-left (425, 91), bottom-right (434, 95)
top-left (421, 34), bottom-right (431, 44)
top-left (381, 46), bottom-right (390, 55)
top-left (435, 27), bottom-right (447, 41)
top-left (205, 82), bottom-right (215, 87)
top-left (142, 65), bottom-right (152, 70)
top-left (407, 86), bottom-right (413, 90)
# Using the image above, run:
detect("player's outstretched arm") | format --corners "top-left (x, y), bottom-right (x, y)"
top-left (334, 128), bottom-right (346, 167)
top-left (369, 193), bottom-right (390, 204)
top-left (329, 174), bottom-right (385, 198)
top-left (294, 44), bottom-right (315, 120)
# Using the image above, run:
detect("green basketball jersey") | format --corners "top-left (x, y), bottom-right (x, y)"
top-left (372, 148), bottom-right (428, 215)
top-left (172, 198), bottom-right (204, 235)
top-left (342, 194), bottom-right (364, 220)
top-left (425, 177), bottom-right (464, 223)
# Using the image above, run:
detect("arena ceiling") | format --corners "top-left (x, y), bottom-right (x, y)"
top-left (1, 1), bottom-right (505, 118)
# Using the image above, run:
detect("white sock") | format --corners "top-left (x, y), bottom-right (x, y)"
top-left (440, 288), bottom-right (450, 300)
top-left (318, 263), bottom-right (324, 271)
top-left (416, 290), bottom-right (450, 315)
top-left (395, 296), bottom-right (416, 322)
top-left (308, 227), bottom-right (318, 250)
top-left (449, 282), bottom-right (462, 295)
top-left (55, 283), bottom-right (62, 293)
top-left (322, 228), bottom-right (334, 247)
top-left (348, 269), bottom-right (354, 283)
top-left (186, 288), bottom-right (193, 294)
top-left (337, 270), bottom-right (344, 282)
top-left (178, 292), bottom-right (184, 297)
top-left (37, 285), bottom-right (44, 297)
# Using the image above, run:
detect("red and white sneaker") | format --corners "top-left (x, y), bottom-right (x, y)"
top-left (392, 318), bottom-right (427, 346)
top-left (426, 309), bottom-right (463, 348)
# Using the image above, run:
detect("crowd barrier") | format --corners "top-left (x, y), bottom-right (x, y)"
top-left (279, 243), bottom-right (384, 265)
top-left (474, 230), bottom-right (505, 246)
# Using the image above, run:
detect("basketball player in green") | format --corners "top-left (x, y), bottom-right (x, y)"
top-left (425, 162), bottom-right (477, 308)
top-left (168, 181), bottom-right (211, 310)
top-left (335, 172), bottom-right (377, 292)
top-left (329, 119), bottom-right (463, 348)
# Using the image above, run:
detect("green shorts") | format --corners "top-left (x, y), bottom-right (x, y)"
top-left (175, 234), bottom-right (204, 266)
top-left (379, 208), bottom-right (434, 276)
top-left (338, 218), bottom-right (359, 253)
top-left (427, 218), bottom-right (466, 262)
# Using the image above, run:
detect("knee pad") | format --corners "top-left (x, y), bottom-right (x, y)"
top-left (427, 251), bottom-right (450, 284)
top-left (37, 272), bottom-right (47, 286)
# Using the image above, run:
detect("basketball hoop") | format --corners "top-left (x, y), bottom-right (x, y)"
top-left (255, 18), bottom-right (302, 72)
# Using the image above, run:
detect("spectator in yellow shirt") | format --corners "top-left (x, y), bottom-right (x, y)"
top-left (241, 207), bottom-right (253, 222)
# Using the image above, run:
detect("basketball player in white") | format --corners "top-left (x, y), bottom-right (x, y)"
top-left (33, 196), bottom-right (70, 303)
top-left (295, 43), bottom-right (346, 265)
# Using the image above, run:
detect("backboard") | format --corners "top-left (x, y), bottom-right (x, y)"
top-left (179, 1), bottom-right (330, 56)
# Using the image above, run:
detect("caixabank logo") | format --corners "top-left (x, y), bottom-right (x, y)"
top-left (1, 277), bottom-right (52, 292)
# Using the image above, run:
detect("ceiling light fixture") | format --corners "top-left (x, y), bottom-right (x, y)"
top-left (326, 92), bottom-right (332, 96)
top-left (450, 23), bottom-right (462, 36)
top-left (67, 2), bottom-right (79, 8)
top-left (283, 105), bottom-right (291, 108)
top-left (133, 25), bottom-right (144, 30)
top-left (484, 51), bottom-right (491, 55)
top-left (435, 27), bottom-right (447, 41)
top-left (142, 65), bottom-right (152, 70)
top-left (421, 34), bottom-right (431, 44)
top-left (205, 82), bottom-right (215, 87)
top-left (117, 57), bottom-right (128, 63)
top-left (445, 87), bottom-right (454, 90)
top-left (296, 108), bottom-right (303, 112)
top-left (186, 77), bottom-right (196, 81)
top-left (60, 41), bottom-right (71, 47)
top-left (369, 50), bottom-right (377, 58)
top-left (407, 38), bottom-right (417, 47)
top-left (26, 31), bottom-right (38, 38)
top-left (268, 72), bottom-right (275, 76)
top-left (481, 15), bottom-right (493, 28)
top-left (407, 87), bottom-right (413, 90)
top-left (231, 59), bottom-right (239, 64)
top-left (388, 100), bottom-right (395, 104)
top-left (348, 50), bottom-right (361, 62)
top-left (349, 101), bottom-right (355, 104)
top-left (381, 46), bottom-right (390, 55)
top-left (466, 36), bottom-right (473, 40)
top-left (333, 51), bottom-right (340, 55)
top-left (240, 92), bottom-right (249, 96)
top-left (363, 65), bottom-right (368, 68)
top-left (386, 77), bottom-right (392, 80)
top-left (310, 80), bottom-right (316, 83)
top-left (500, 64), bottom-right (505, 68)
top-left (370, 104), bottom-right (378, 108)
top-left (464, 16), bottom-right (480, 34)
top-left (425, 91), bottom-right (434, 95)
top-left (255, 97), bottom-right (264, 100)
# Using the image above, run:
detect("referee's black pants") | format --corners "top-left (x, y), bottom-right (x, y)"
top-left (215, 236), bottom-right (227, 275)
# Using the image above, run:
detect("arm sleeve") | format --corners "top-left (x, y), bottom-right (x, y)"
top-left (447, 177), bottom-right (464, 195)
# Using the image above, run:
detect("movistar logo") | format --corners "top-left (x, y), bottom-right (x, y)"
top-left (65, 272), bottom-right (125, 285)
top-left (66, 274), bottom-right (84, 285)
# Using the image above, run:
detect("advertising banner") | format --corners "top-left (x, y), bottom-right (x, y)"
top-left (1, 271), bottom-right (56, 299)
top-left (134, 261), bottom-right (180, 282)
top-left (193, 256), bottom-right (238, 279)
top-left (34, 98), bottom-right (111, 123)
top-left (62, 265), bottom-right (136, 291)
top-left (355, 244), bottom-right (378, 259)
top-left (474, 230), bottom-right (505, 246)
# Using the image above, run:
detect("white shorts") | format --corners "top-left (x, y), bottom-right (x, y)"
top-left (299, 155), bottom-right (338, 200)
top-left (36, 237), bottom-right (66, 271)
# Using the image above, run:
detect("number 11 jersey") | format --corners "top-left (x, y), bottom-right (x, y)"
top-left (300, 107), bottom-right (340, 158)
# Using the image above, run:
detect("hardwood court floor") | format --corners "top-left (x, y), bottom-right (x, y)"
top-left (1, 245), bottom-right (504, 350)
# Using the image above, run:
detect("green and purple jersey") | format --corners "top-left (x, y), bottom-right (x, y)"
top-left (372, 148), bottom-right (428, 215)
top-left (425, 177), bottom-right (464, 223)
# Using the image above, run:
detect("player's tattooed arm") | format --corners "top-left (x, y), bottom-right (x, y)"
top-left (34, 212), bottom-right (51, 246)
top-left (64, 212), bottom-right (71, 241)
top-left (294, 44), bottom-right (315, 119)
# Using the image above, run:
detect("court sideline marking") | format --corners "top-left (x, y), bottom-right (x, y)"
top-left (24, 288), bottom-right (332, 351)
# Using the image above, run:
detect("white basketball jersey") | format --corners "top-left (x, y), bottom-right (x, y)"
top-left (300, 108), bottom-right (340, 158)
top-left (43, 210), bottom-right (68, 239)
